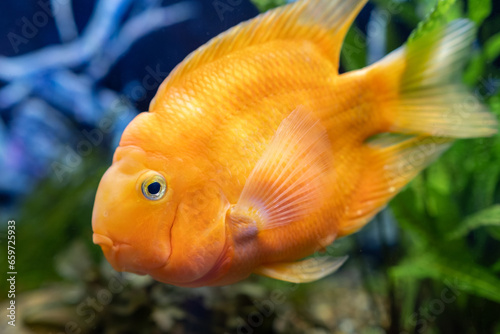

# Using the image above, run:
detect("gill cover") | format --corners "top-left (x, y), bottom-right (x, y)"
top-left (149, 182), bottom-right (230, 285)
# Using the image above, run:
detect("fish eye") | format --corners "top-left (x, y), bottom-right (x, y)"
top-left (141, 174), bottom-right (167, 201)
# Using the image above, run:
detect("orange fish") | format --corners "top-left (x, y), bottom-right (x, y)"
top-left (92, 0), bottom-right (497, 287)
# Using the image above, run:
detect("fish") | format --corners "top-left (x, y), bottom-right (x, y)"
top-left (92, 0), bottom-right (498, 287)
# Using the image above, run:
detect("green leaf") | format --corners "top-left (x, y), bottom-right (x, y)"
top-left (396, 277), bottom-right (420, 328)
top-left (340, 25), bottom-right (367, 71)
top-left (426, 160), bottom-right (452, 195)
top-left (484, 32), bottom-right (500, 62)
top-left (492, 259), bottom-right (500, 273)
top-left (370, 0), bottom-right (421, 26)
top-left (390, 252), bottom-right (500, 304)
top-left (250, 0), bottom-right (286, 12)
top-left (390, 182), bottom-right (435, 245)
top-left (463, 52), bottom-right (486, 85)
top-left (408, 0), bottom-right (458, 44)
top-left (487, 226), bottom-right (500, 241)
top-left (448, 205), bottom-right (500, 239)
top-left (468, 0), bottom-right (492, 26)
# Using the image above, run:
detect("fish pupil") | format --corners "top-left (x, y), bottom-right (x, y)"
top-left (148, 182), bottom-right (161, 195)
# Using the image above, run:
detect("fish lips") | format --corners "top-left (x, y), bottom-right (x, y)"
top-left (93, 233), bottom-right (169, 274)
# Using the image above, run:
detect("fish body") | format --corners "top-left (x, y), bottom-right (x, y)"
top-left (92, 0), bottom-right (497, 287)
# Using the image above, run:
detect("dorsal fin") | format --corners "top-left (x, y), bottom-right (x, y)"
top-left (150, 0), bottom-right (367, 110)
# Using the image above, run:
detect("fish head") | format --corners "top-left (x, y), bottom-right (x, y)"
top-left (92, 112), bottom-right (230, 285)
top-left (92, 144), bottom-right (178, 275)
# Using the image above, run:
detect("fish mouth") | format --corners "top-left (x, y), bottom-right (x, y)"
top-left (93, 233), bottom-right (113, 248)
top-left (93, 233), bottom-right (167, 273)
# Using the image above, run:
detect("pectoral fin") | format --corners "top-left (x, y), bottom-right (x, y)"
top-left (254, 256), bottom-right (348, 283)
top-left (229, 107), bottom-right (333, 231)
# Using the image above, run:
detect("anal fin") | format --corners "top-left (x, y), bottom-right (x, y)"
top-left (254, 256), bottom-right (348, 283)
top-left (339, 135), bottom-right (453, 236)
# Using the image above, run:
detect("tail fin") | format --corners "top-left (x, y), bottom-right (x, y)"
top-left (369, 19), bottom-right (497, 138)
